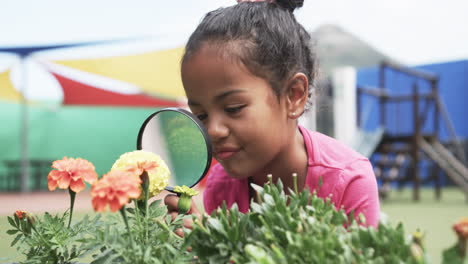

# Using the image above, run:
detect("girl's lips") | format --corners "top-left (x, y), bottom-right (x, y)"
top-left (214, 149), bottom-right (239, 160)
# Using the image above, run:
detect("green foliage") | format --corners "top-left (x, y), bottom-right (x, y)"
top-left (6, 180), bottom-right (466, 263)
top-left (86, 200), bottom-right (191, 264)
top-left (186, 180), bottom-right (428, 264)
top-left (7, 200), bottom-right (191, 264)
top-left (7, 211), bottom-right (101, 264)
top-left (442, 240), bottom-right (467, 264)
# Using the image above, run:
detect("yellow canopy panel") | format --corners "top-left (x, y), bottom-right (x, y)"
top-left (53, 47), bottom-right (186, 99)
top-left (0, 70), bottom-right (22, 102)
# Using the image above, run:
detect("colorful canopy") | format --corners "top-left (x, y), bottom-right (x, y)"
top-left (53, 47), bottom-right (186, 100)
top-left (50, 72), bottom-right (182, 107)
top-left (0, 70), bottom-right (22, 102)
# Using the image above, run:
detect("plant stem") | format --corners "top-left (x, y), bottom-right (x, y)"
top-left (458, 237), bottom-right (467, 258)
top-left (136, 172), bottom-right (150, 216)
top-left (157, 219), bottom-right (183, 240)
top-left (133, 199), bottom-right (142, 222)
top-left (292, 173), bottom-right (298, 194)
top-left (120, 206), bottom-right (134, 244)
top-left (68, 188), bottom-right (76, 228)
top-left (141, 171), bottom-right (150, 214)
top-left (140, 171), bottom-right (150, 243)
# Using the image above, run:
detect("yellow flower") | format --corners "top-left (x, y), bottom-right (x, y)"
top-left (112, 150), bottom-right (170, 198)
top-left (174, 185), bottom-right (199, 197)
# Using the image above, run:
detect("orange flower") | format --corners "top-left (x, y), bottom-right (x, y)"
top-left (91, 170), bottom-right (142, 212)
top-left (125, 160), bottom-right (158, 178)
top-left (453, 217), bottom-right (468, 239)
top-left (48, 157), bottom-right (98, 193)
top-left (15, 210), bottom-right (27, 220)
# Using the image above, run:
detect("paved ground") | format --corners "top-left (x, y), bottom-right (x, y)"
top-left (0, 189), bottom-right (204, 215)
top-left (0, 191), bottom-right (93, 215)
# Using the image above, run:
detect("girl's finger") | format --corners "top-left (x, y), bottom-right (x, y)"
top-left (175, 228), bottom-right (185, 238)
top-left (164, 194), bottom-right (179, 212)
top-left (170, 211), bottom-right (178, 221)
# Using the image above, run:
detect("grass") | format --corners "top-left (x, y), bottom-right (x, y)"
top-left (0, 187), bottom-right (466, 263)
top-left (380, 187), bottom-right (467, 263)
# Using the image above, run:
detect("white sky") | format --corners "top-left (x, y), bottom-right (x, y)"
top-left (0, 0), bottom-right (467, 100)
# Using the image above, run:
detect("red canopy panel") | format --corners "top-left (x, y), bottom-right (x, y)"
top-left (51, 72), bottom-right (182, 107)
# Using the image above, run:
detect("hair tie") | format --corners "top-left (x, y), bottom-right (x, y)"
top-left (236, 0), bottom-right (275, 3)
top-left (236, 0), bottom-right (303, 12)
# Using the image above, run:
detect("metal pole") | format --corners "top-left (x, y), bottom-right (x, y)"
top-left (379, 62), bottom-right (386, 127)
top-left (412, 82), bottom-right (420, 201)
top-left (357, 87), bottom-right (361, 128)
top-left (432, 79), bottom-right (439, 139)
top-left (20, 56), bottom-right (29, 192)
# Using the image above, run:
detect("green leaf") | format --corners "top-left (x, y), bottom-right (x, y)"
top-left (7, 216), bottom-right (16, 228)
top-left (19, 218), bottom-right (27, 231)
top-left (207, 218), bottom-right (225, 234)
top-left (10, 234), bottom-right (22, 247)
top-left (6, 229), bottom-right (19, 235)
top-left (263, 194), bottom-right (274, 206)
top-left (91, 248), bottom-right (119, 264)
top-left (14, 214), bottom-right (20, 226)
top-left (143, 246), bottom-right (151, 261)
top-left (149, 199), bottom-right (162, 208)
top-left (125, 207), bottom-right (135, 215)
top-left (165, 214), bottom-right (172, 224)
top-left (442, 244), bottom-right (463, 264)
top-left (245, 244), bottom-right (275, 264)
top-left (250, 183), bottom-right (264, 194)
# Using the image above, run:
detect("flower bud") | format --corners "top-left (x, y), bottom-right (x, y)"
top-left (410, 243), bottom-right (424, 262)
top-left (27, 215), bottom-right (36, 225)
top-left (178, 195), bottom-right (192, 214)
top-left (174, 185), bottom-right (199, 214)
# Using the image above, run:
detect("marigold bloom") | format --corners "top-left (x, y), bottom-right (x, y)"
top-left (453, 217), bottom-right (468, 239)
top-left (15, 210), bottom-right (27, 220)
top-left (91, 170), bottom-right (142, 212)
top-left (112, 150), bottom-right (170, 197)
top-left (48, 157), bottom-right (98, 193)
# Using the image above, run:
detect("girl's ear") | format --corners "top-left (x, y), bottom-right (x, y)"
top-left (286, 72), bottom-right (308, 119)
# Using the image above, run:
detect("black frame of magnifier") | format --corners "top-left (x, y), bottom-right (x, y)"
top-left (136, 107), bottom-right (213, 192)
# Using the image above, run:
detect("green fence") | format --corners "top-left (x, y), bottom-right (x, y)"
top-left (0, 101), bottom-right (158, 191)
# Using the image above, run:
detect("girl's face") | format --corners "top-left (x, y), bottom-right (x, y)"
top-left (181, 44), bottom-right (294, 179)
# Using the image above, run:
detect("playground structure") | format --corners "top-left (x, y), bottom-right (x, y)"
top-left (357, 61), bottom-right (468, 201)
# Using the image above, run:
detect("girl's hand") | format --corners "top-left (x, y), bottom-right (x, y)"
top-left (164, 194), bottom-right (202, 237)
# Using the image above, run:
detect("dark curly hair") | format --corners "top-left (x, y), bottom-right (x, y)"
top-left (182, 0), bottom-right (317, 110)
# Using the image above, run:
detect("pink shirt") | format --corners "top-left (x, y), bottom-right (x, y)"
top-left (203, 126), bottom-right (380, 227)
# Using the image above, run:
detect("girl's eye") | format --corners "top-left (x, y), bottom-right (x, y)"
top-left (196, 113), bottom-right (208, 121)
top-left (225, 105), bottom-right (245, 114)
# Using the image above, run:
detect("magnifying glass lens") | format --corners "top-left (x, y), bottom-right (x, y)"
top-left (137, 108), bottom-right (212, 192)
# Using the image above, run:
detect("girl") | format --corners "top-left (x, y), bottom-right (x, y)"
top-left (165, 0), bottom-right (380, 227)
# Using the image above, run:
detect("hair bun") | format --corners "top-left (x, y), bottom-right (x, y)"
top-left (275, 0), bottom-right (304, 12)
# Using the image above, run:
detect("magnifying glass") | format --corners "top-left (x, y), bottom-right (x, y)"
top-left (136, 107), bottom-right (212, 192)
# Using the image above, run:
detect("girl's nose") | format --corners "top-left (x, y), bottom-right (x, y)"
top-left (206, 117), bottom-right (229, 142)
